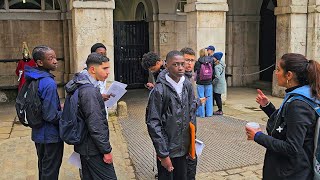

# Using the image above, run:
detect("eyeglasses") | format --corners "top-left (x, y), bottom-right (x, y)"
top-left (185, 59), bottom-right (195, 64)
top-left (172, 62), bottom-right (185, 67)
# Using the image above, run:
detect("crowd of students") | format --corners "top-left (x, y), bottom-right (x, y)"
top-left (15, 43), bottom-right (320, 180)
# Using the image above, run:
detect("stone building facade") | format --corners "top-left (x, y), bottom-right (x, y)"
top-left (0, 0), bottom-right (319, 99)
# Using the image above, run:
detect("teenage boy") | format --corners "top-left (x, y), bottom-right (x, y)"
top-left (141, 51), bottom-right (165, 90)
top-left (24, 45), bottom-right (63, 180)
top-left (65, 52), bottom-right (117, 180)
top-left (146, 51), bottom-right (196, 180)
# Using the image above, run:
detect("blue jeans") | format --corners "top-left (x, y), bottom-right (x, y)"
top-left (196, 84), bottom-right (213, 117)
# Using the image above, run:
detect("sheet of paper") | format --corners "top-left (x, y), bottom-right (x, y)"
top-left (112, 81), bottom-right (127, 89)
top-left (105, 81), bottom-right (127, 108)
top-left (195, 139), bottom-right (205, 156)
top-left (68, 152), bottom-right (82, 169)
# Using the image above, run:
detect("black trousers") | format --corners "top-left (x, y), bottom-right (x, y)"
top-left (213, 92), bottom-right (222, 111)
top-left (80, 154), bottom-right (117, 180)
top-left (35, 142), bottom-right (64, 180)
top-left (157, 155), bottom-right (188, 180)
top-left (187, 155), bottom-right (197, 180)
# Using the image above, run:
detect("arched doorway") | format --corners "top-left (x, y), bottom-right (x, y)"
top-left (114, 1), bottom-right (150, 88)
top-left (259, 0), bottom-right (276, 82)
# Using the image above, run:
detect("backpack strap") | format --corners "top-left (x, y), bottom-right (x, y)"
top-left (284, 94), bottom-right (320, 178)
top-left (285, 95), bottom-right (320, 116)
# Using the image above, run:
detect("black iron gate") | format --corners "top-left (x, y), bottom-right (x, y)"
top-left (114, 21), bottom-right (149, 88)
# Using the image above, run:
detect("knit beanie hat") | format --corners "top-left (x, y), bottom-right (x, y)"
top-left (213, 52), bottom-right (223, 61)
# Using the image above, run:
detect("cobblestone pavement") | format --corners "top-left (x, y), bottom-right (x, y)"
top-left (118, 89), bottom-right (271, 180)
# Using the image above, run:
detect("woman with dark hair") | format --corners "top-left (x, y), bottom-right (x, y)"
top-left (246, 53), bottom-right (320, 180)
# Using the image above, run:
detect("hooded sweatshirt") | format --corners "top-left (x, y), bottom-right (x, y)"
top-left (65, 73), bottom-right (112, 155)
top-left (24, 66), bottom-right (62, 143)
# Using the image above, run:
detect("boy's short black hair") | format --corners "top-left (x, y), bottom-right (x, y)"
top-left (180, 47), bottom-right (195, 56)
top-left (90, 43), bottom-right (106, 53)
top-left (166, 51), bottom-right (183, 63)
top-left (141, 52), bottom-right (161, 70)
top-left (86, 52), bottom-right (109, 67)
top-left (32, 45), bottom-right (53, 62)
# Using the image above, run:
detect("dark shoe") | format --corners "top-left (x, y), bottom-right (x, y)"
top-left (214, 110), bottom-right (223, 115)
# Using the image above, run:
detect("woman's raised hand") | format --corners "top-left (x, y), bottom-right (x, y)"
top-left (256, 89), bottom-right (269, 107)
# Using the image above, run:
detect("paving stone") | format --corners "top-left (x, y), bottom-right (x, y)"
top-left (0, 133), bottom-right (10, 139)
top-left (0, 122), bottom-right (13, 127)
top-left (214, 171), bottom-right (229, 176)
top-left (240, 171), bottom-right (258, 177)
top-left (242, 165), bottom-right (262, 172)
top-left (0, 127), bottom-right (12, 134)
top-left (13, 124), bottom-right (29, 131)
top-left (254, 169), bottom-right (262, 176)
top-left (226, 168), bottom-right (245, 175)
top-left (225, 174), bottom-right (244, 180)
top-left (10, 130), bottom-right (31, 138)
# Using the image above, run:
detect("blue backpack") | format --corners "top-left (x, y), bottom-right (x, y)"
top-left (284, 95), bottom-right (320, 180)
top-left (59, 83), bottom-right (92, 145)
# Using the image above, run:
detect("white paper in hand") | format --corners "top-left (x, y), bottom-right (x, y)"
top-left (195, 139), bottom-right (205, 156)
top-left (105, 81), bottom-right (127, 108)
top-left (68, 152), bottom-right (82, 169)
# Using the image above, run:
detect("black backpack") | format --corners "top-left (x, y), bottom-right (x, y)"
top-left (59, 83), bottom-right (92, 145)
top-left (15, 79), bottom-right (43, 128)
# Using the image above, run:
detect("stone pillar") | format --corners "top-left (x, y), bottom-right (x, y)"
top-left (307, 1), bottom-right (320, 62)
top-left (185, 0), bottom-right (228, 58)
top-left (185, 0), bottom-right (228, 101)
top-left (70, 0), bottom-right (115, 82)
top-left (158, 14), bottom-right (177, 59)
top-left (272, 1), bottom-right (308, 97)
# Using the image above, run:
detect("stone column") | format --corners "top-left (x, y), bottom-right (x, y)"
top-left (185, 0), bottom-right (228, 58)
top-left (70, 0), bottom-right (115, 81)
top-left (272, 1), bottom-right (308, 97)
top-left (185, 0), bottom-right (228, 101)
top-left (307, 1), bottom-right (320, 62)
top-left (157, 14), bottom-right (177, 59)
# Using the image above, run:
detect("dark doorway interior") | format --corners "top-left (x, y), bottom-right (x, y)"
top-left (114, 21), bottom-right (149, 88)
top-left (259, 0), bottom-right (277, 82)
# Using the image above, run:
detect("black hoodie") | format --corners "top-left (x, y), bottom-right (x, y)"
top-left (65, 73), bottom-right (112, 156)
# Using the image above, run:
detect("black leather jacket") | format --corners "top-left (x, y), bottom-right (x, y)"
top-left (146, 71), bottom-right (196, 158)
top-left (255, 98), bottom-right (317, 180)
top-left (66, 73), bottom-right (112, 156)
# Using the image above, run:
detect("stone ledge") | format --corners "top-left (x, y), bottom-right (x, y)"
top-left (71, 0), bottom-right (115, 10)
top-left (185, 3), bottom-right (229, 13)
top-left (275, 6), bottom-right (308, 15)
top-left (308, 5), bottom-right (320, 13)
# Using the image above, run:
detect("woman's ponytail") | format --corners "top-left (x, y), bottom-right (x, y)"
top-left (307, 60), bottom-right (320, 99)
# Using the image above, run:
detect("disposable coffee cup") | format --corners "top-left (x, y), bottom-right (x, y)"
top-left (246, 122), bottom-right (260, 129)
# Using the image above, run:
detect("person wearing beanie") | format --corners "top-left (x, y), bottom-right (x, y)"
top-left (212, 52), bottom-right (226, 115)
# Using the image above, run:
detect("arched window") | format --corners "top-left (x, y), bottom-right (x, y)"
top-left (135, 2), bottom-right (147, 21)
top-left (1, 0), bottom-right (60, 10)
top-left (177, 0), bottom-right (187, 12)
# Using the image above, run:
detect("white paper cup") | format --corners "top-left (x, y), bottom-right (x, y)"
top-left (246, 122), bottom-right (260, 129)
